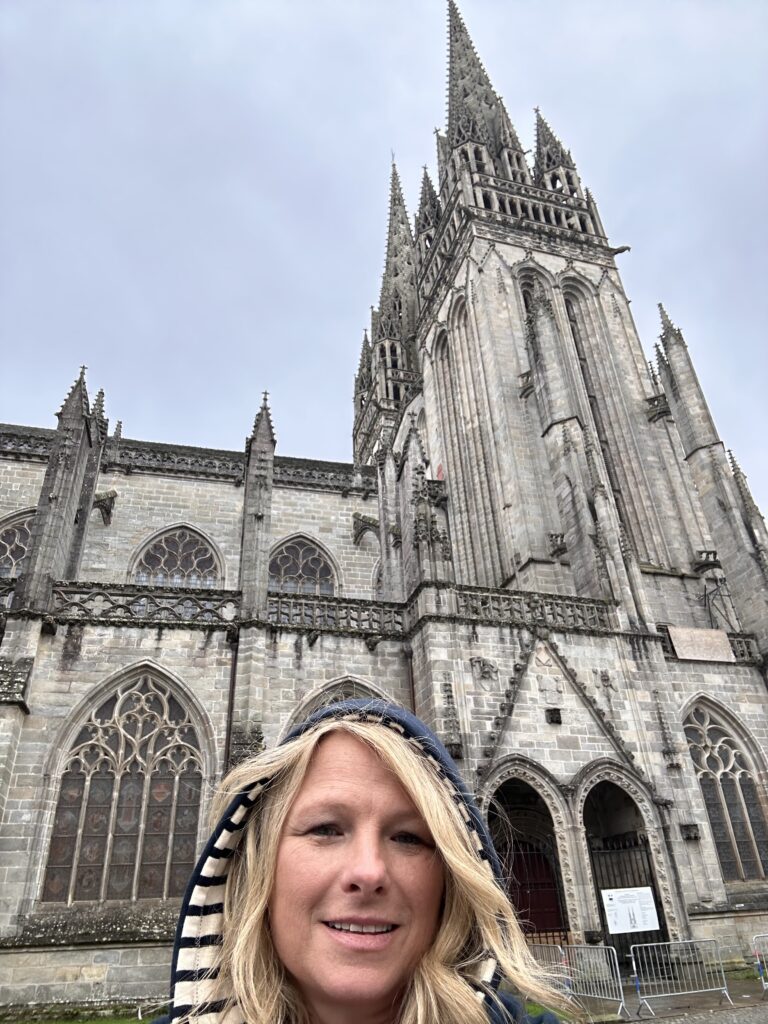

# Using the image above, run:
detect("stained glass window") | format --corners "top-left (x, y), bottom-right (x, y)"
top-left (0, 513), bottom-right (34, 579)
top-left (268, 538), bottom-right (335, 597)
top-left (684, 704), bottom-right (768, 882)
top-left (42, 673), bottom-right (203, 903)
top-left (133, 528), bottom-right (220, 589)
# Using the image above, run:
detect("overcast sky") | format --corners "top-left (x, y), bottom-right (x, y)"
top-left (1, 0), bottom-right (766, 512)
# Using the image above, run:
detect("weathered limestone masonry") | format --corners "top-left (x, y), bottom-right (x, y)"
top-left (1, 0), bottom-right (767, 1009)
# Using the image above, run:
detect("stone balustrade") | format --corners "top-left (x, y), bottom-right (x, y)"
top-left (265, 594), bottom-right (404, 636)
top-left (455, 585), bottom-right (615, 632)
top-left (51, 582), bottom-right (239, 627)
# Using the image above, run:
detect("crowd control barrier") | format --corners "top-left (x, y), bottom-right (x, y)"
top-left (630, 939), bottom-right (733, 1017)
top-left (565, 943), bottom-right (629, 1018)
top-left (527, 942), bottom-right (629, 1017)
top-left (527, 943), bottom-right (570, 995)
top-left (754, 934), bottom-right (768, 997)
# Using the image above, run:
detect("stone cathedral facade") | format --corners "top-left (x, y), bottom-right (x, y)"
top-left (1, 2), bottom-right (767, 1008)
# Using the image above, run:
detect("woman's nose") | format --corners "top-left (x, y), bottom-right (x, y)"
top-left (342, 833), bottom-right (388, 893)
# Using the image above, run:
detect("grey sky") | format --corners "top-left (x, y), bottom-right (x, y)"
top-left (1, 0), bottom-right (766, 513)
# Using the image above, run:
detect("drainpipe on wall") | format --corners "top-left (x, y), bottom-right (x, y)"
top-left (223, 625), bottom-right (240, 768)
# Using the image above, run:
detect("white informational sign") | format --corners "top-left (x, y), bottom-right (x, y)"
top-left (601, 887), bottom-right (660, 935)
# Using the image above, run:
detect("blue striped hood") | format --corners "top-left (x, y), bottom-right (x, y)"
top-left (164, 699), bottom-right (556, 1024)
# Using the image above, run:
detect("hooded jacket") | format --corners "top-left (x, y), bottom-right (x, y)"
top-left (159, 699), bottom-right (560, 1024)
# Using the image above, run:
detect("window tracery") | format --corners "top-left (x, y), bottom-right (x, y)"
top-left (303, 680), bottom-right (381, 718)
top-left (268, 538), bottom-right (335, 597)
top-left (0, 513), bottom-right (34, 579)
top-left (42, 673), bottom-right (203, 903)
top-left (684, 704), bottom-right (768, 882)
top-left (133, 528), bottom-right (220, 589)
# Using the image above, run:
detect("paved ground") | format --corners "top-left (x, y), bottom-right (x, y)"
top-left (584, 976), bottom-right (766, 1021)
top-left (646, 1005), bottom-right (765, 1024)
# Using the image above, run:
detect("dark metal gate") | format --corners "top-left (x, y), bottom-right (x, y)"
top-left (589, 832), bottom-right (668, 969)
top-left (509, 840), bottom-right (569, 946)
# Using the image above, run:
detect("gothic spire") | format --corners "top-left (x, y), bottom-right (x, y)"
top-left (57, 365), bottom-right (90, 422)
top-left (252, 390), bottom-right (276, 447)
top-left (533, 109), bottom-right (581, 193)
top-left (357, 329), bottom-right (371, 376)
top-left (355, 330), bottom-right (372, 396)
top-left (92, 387), bottom-right (109, 443)
top-left (375, 161), bottom-right (415, 342)
top-left (446, 1), bottom-right (524, 165)
top-left (447, 0), bottom-right (494, 148)
top-left (728, 451), bottom-right (763, 521)
top-left (658, 303), bottom-right (686, 350)
top-left (535, 109), bottom-right (575, 169)
top-left (415, 167), bottom-right (441, 235)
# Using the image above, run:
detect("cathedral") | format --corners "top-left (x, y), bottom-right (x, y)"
top-left (1, 1), bottom-right (767, 1008)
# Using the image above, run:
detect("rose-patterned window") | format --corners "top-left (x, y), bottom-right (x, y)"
top-left (268, 538), bottom-right (335, 596)
top-left (42, 673), bottom-right (203, 903)
top-left (0, 512), bottom-right (34, 579)
top-left (133, 528), bottom-right (220, 589)
top-left (684, 704), bottom-right (768, 882)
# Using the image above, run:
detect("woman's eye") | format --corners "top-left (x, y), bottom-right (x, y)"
top-left (309, 823), bottom-right (341, 838)
top-left (393, 832), bottom-right (425, 846)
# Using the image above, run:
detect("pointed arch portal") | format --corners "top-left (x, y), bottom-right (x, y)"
top-left (584, 781), bottom-right (668, 966)
top-left (489, 777), bottom-right (569, 945)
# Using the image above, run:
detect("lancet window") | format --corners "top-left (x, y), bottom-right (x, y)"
top-left (133, 528), bottom-right (220, 589)
top-left (42, 673), bottom-right (203, 904)
top-left (0, 512), bottom-right (34, 579)
top-left (268, 538), bottom-right (335, 597)
top-left (684, 704), bottom-right (768, 882)
top-left (377, 339), bottom-right (404, 403)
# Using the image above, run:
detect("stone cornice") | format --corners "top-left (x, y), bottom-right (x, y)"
top-left (0, 424), bottom-right (376, 493)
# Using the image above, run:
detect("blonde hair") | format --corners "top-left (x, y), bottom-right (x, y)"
top-left (208, 718), bottom-right (567, 1024)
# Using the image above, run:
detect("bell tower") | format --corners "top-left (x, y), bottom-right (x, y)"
top-left (353, 0), bottom-right (763, 645)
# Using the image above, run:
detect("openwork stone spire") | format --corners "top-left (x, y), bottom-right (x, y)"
top-left (446, 0), bottom-right (523, 159)
top-left (375, 161), bottom-right (415, 342)
top-left (415, 167), bottom-right (441, 235)
top-left (534, 109), bottom-right (575, 171)
top-left (355, 330), bottom-right (372, 395)
top-left (534, 109), bottom-right (579, 192)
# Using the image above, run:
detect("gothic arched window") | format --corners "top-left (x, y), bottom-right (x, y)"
top-left (299, 680), bottom-right (383, 722)
top-left (0, 512), bottom-right (34, 579)
top-left (133, 528), bottom-right (220, 589)
top-left (268, 538), bottom-right (335, 597)
top-left (42, 673), bottom-right (203, 904)
top-left (684, 704), bottom-right (768, 882)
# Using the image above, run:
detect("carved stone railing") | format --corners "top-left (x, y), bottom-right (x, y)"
top-left (455, 586), bottom-right (615, 633)
top-left (727, 633), bottom-right (762, 664)
top-left (265, 594), bottom-right (404, 637)
top-left (103, 440), bottom-right (243, 482)
top-left (52, 582), bottom-right (239, 627)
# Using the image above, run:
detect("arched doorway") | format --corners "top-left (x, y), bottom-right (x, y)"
top-left (584, 781), bottom-right (668, 967)
top-left (490, 777), bottom-right (569, 945)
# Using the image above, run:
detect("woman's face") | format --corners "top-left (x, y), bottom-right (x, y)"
top-left (269, 732), bottom-right (445, 1024)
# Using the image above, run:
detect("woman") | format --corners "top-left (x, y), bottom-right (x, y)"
top-left (161, 699), bottom-right (565, 1024)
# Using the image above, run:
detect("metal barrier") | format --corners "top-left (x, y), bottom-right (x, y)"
top-left (754, 934), bottom-right (768, 997)
top-left (565, 944), bottom-right (629, 1019)
top-left (527, 943), bottom-right (570, 996)
top-left (630, 939), bottom-right (734, 1017)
